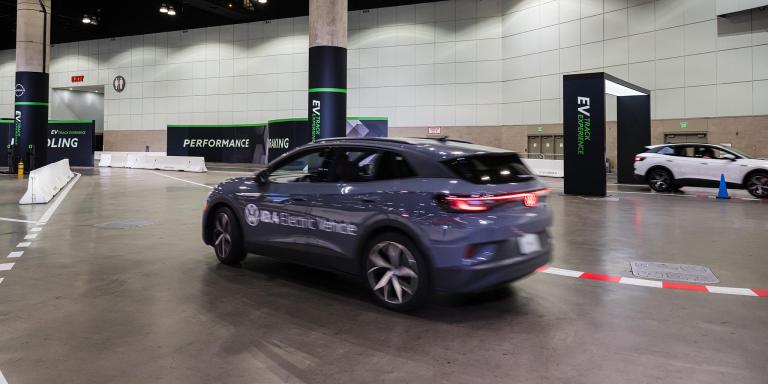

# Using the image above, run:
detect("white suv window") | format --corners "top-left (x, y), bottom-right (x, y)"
top-left (657, 146), bottom-right (675, 155)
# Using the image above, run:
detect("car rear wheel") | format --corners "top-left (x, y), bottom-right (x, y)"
top-left (648, 168), bottom-right (674, 192)
top-left (211, 206), bottom-right (246, 265)
top-left (746, 172), bottom-right (768, 198)
top-left (364, 233), bottom-right (429, 311)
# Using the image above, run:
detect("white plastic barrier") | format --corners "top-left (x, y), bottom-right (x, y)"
top-left (522, 159), bottom-right (564, 178)
top-left (98, 153), bottom-right (111, 167)
top-left (95, 151), bottom-right (166, 161)
top-left (154, 156), bottom-right (207, 172)
top-left (99, 153), bottom-right (206, 173)
top-left (132, 155), bottom-right (159, 169)
top-left (19, 159), bottom-right (76, 205)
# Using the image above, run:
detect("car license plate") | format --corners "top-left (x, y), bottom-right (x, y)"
top-left (517, 233), bottom-right (542, 255)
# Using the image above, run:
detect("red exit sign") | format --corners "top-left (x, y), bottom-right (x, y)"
top-left (71, 75), bottom-right (85, 83)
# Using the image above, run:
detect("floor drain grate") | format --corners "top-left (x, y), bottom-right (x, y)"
top-left (94, 220), bottom-right (156, 230)
top-left (630, 261), bottom-right (720, 284)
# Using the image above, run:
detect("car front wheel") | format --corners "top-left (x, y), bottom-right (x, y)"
top-left (364, 233), bottom-right (429, 311)
top-left (648, 168), bottom-right (675, 192)
top-left (746, 172), bottom-right (768, 198)
top-left (211, 206), bottom-right (246, 265)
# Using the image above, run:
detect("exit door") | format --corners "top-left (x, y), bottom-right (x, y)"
top-left (664, 133), bottom-right (707, 144)
top-left (541, 136), bottom-right (554, 159)
top-left (527, 136), bottom-right (541, 158)
top-left (554, 135), bottom-right (564, 159)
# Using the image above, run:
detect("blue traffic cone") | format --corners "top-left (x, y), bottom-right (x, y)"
top-left (716, 174), bottom-right (730, 199)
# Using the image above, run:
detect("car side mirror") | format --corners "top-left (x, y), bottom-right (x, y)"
top-left (255, 169), bottom-right (269, 185)
top-left (721, 154), bottom-right (736, 161)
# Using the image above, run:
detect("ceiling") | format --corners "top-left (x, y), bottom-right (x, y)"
top-left (0, 0), bottom-right (440, 50)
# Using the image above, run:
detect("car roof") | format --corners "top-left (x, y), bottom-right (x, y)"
top-left (647, 143), bottom-right (723, 148)
top-left (312, 137), bottom-right (512, 161)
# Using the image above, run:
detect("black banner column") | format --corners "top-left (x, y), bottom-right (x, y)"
top-left (563, 73), bottom-right (607, 197)
top-left (308, 0), bottom-right (348, 140)
top-left (617, 95), bottom-right (651, 184)
top-left (15, 72), bottom-right (49, 170)
top-left (308, 47), bottom-right (347, 140)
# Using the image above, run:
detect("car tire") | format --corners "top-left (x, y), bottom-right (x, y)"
top-left (647, 168), bottom-right (675, 192)
top-left (363, 233), bottom-right (430, 312)
top-left (745, 172), bottom-right (768, 199)
top-left (211, 206), bottom-right (246, 265)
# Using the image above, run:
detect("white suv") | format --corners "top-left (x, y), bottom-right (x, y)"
top-left (634, 144), bottom-right (768, 198)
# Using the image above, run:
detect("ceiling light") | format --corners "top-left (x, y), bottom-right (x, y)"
top-left (228, 3), bottom-right (233, 7)
top-left (82, 14), bottom-right (91, 24)
top-left (167, 6), bottom-right (176, 15)
top-left (160, 4), bottom-right (168, 13)
top-left (258, 0), bottom-right (267, 4)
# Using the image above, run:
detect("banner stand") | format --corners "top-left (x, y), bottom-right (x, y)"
top-left (563, 73), bottom-right (650, 196)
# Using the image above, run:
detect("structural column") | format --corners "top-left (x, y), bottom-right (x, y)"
top-left (15, 0), bottom-right (51, 171)
top-left (308, 0), bottom-right (347, 140)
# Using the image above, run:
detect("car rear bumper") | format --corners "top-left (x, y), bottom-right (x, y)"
top-left (432, 248), bottom-right (550, 293)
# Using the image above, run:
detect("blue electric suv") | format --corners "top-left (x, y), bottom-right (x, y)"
top-left (203, 137), bottom-right (552, 311)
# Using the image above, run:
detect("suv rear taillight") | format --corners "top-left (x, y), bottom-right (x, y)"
top-left (634, 155), bottom-right (645, 162)
top-left (438, 189), bottom-right (550, 212)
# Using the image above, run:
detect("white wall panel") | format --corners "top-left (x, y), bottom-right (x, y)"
top-left (604, 9), bottom-right (629, 39)
top-left (685, 85), bottom-right (717, 117)
top-left (655, 26), bottom-right (684, 59)
top-left (717, 82), bottom-right (753, 116)
top-left (684, 52), bottom-right (716, 86)
top-left (717, 47), bottom-right (752, 83)
top-left (0, 0), bottom-right (766, 128)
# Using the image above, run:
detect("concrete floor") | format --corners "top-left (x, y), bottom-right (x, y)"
top-left (0, 168), bottom-right (766, 384)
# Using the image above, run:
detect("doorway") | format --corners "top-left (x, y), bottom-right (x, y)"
top-left (664, 132), bottom-right (707, 144)
top-left (527, 135), bottom-right (564, 159)
top-left (51, 85), bottom-right (104, 151)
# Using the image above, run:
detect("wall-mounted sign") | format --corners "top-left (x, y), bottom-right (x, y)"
top-left (113, 76), bottom-right (126, 93)
top-left (536, 127), bottom-right (543, 132)
top-left (680, 121), bottom-right (688, 129)
top-left (71, 75), bottom-right (85, 83)
top-left (14, 84), bottom-right (25, 97)
top-left (167, 124), bottom-right (268, 164)
top-left (428, 127), bottom-right (441, 135)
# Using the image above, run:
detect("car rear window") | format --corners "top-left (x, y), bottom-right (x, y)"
top-left (442, 153), bottom-right (534, 184)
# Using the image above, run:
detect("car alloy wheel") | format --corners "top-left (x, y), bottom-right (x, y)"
top-left (648, 169), bottom-right (672, 192)
top-left (366, 241), bottom-right (419, 305)
top-left (214, 212), bottom-right (233, 259)
top-left (747, 174), bottom-right (768, 198)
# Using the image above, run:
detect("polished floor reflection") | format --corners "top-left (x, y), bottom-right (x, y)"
top-left (0, 169), bottom-right (766, 384)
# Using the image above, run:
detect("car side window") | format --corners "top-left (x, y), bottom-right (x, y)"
top-left (268, 148), bottom-right (334, 183)
top-left (375, 151), bottom-right (417, 180)
top-left (329, 149), bottom-right (381, 182)
top-left (704, 147), bottom-right (734, 160)
top-left (673, 146), bottom-right (695, 157)
top-left (326, 149), bottom-right (417, 182)
top-left (657, 146), bottom-right (675, 155)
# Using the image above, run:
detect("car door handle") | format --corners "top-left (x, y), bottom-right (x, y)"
top-left (290, 197), bottom-right (307, 202)
top-left (359, 198), bottom-right (378, 203)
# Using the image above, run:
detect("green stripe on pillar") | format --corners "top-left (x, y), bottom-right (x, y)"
top-left (15, 101), bottom-right (49, 106)
top-left (308, 88), bottom-right (347, 93)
